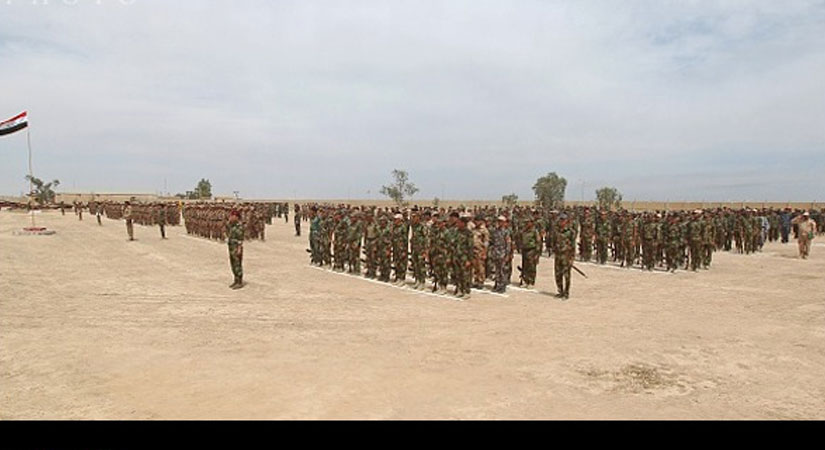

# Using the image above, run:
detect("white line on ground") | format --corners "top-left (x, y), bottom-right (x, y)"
top-left (308, 265), bottom-right (466, 301)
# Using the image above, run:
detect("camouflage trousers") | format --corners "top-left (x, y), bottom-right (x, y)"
top-left (348, 243), bottom-right (361, 273)
top-left (579, 235), bottom-right (593, 261)
top-left (431, 255), bottom-right (449, 289)
top-left (333, 240), bottom-right (348, 270)
top-left (595, 238), bottom-right (608, 264)
top-left (490, 256), bottom-right (510, 291)
top-left (229, 244), bottom-right (243, 278)
top-left (453, 259), bottom-right (471, 295)
top-left (410, 251), bottom-right (427, 283)
top-left (364, 239), bottom-right (377, 277)
top-left (392, 247), bottom-right (407, 281)
top-left (378, 249), bottom-right (392, 282)
top-left (554, 254), bottom-right (572, 296)
top-left (471, 250), bottom-right (486, 286)
top-left (521, 247), bottom-right (539, 285)
top-left (126, 219), bottom-right (134, 240)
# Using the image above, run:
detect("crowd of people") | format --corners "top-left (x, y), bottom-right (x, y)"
top-left (301, 204), bottom-right (823, 298)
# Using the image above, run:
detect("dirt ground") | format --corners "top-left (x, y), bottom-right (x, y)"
top-left (1, 210), bottom-right (823, 419)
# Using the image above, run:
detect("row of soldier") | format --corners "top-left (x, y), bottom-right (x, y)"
top-left (303, 204), bottom-right (823, 298)
top-left (182, 202), bottom-right (283, 242)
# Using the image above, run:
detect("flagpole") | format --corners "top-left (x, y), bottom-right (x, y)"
top-left (27, 126), bottom-right (35, 228)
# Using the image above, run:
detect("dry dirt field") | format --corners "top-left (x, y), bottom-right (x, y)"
top-left (1, 210), bottom-right (823, 419)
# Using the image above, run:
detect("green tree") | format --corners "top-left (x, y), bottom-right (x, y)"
top-left (595, 186), bottom-right (622, 211)
top-left (502, 193), bottom-right (519, 207)
top-left (380, 169), bottom-right (419, 206)
top-left (24, 175), bottom-right (60, 204)
top-left (195, 178), bottom-right (212, 200)
top-left (532, 172), bottom-right (567, 209)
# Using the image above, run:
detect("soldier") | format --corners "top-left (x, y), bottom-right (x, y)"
top-left (520, 217), bottom-right (541, 288)
top-left (60, 201), bottom-right (66, 216)
top-left (333, 210), bottom-right (349, 272)
top-left (410, 211), bottom-right (430, 290)
top-left (364, 212), bottom-right (379, 279)
top-left (377, 214), bottom-right (393, 282)
top-left (227, 209), bottom-right (245, 289)
top-left (284, 202), bottom-right (289, 223)
top-left (123, 201), bottom-right (134, 241)
top-left (391, 213), bottom-right (409, 285)
top-left (453, 213), bottom-right (473, 298)
top-left (554, 213), bottom-right (576, 299)
top-left (471, 215), bottom-right (490, 289)
top-left (430, 217), bottom-right (449, 293)
top-left (489, 215), bottom-right (513, 293)
top-left (689, 210), bottom-right (704, 271)
top-left (347, 212), bottom-right (364, 274)
top-left (792, 212), bottom-right (817, 259)
top-left (579, 209), bottom-right (594, 262)
top-left (156, 203), bottom-right (167, 239)
top-left (664, 214), bottom-right (681, 272)
top-left (294, 204), bottom-right (302, 237)
top-left (595, 210), bottom-right (610, 264)
top-left (309, 207), bottom-right (322, 265)
top-left (95, 202), bottom-right (103, 226)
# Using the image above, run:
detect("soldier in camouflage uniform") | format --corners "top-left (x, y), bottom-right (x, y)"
top-left (689, 210), bottom-right (705, 271)
top-left (470, 214), bottom-right (490, 289)
top-left (294, 204), bottom-right (302, 237)
top-left (227, 209), bottom-right (245, 289)
top-left (364, 212), bottom-right (379, 279)
top-left (595, 210), bottom-right (610, 264)
top-left (377, 214), bottom-right (393, 282)
top-left (489, 216), bottom-right (513, 293)
top-left (347, 212), bottom-right (364, 274)
top-left (520, 217), bottom-right (541, 288)
top-left (430, 217), bottom-right (450, 293)
top-left (453, 213), bottom-right (473, 298)
top-left (391, 213), bottom-right (409, 285)
top-left (333, 210), bottom-right (349, 272)
top-left (554, 213), bottom-right (576, 299)
top-left (410, 211), bottom-right (430, 290)
top-left (579, 209), bottom-right (594, 262)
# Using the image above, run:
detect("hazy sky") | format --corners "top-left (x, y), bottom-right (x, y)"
top-left (1, 0), bottom-right (823, 201)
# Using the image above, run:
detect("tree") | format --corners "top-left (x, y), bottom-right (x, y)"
top-left (502, 193), bottom-right (519, 207)
top-left (195, 178), bottom-right (212, 200)
top-left (380, 169), bottom-right (419, 206)
top-left (532, 172), bottom-right (567, 209)
top-left (25, 175), bottom-right (60, 204)
top-left (595, 186), bottom-right (622, 211)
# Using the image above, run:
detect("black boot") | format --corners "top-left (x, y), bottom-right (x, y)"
top-left (232, 276), bottom-right (244, 289)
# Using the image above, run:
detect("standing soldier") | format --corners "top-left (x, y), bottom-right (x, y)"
top-left (157, 203), bottom-right (167, 239)
top-left (489, 216), bottom-right (513, 293)
top-left (391, 213), bottom-right (409, 285)
top-left (123, 201), bottom-right (134, 241)
top-left (554, 213), bottom-right (576, 299)
top-left (95, 202), bottom-right (103, 226)
top-left (520, 217), bottom-right (541, 288)
top-left (60, 201), bottom-right (66, 216)
top-left (309, 207), bottom-right (322, 265)
top-left (377, 214), bottom-right (393, 282)
top-left (453, 213), bottom-right (473, 298)
top-left (410, 211), bottom-right (430, 290)
top-left (430, 218), bottom-right (449, 293)
top-left (227, 209), bottom-right (245, 289)
top-left (284, 203), bottom-right (289, 224)
top-left (792, 212), bottom-right (817, 259)
top-left (689, 210), bottom-right (704, 271)
top-left (294, 204), bottom-right (302, 237)
top-left (471, 215), bottom-right (490, 289)
top-left (347, 212), bottom-right (364, 274)
top-left (364, 212), bottom-right (379, 279)
top-left (595, 210), bottom-right (610, 265)
top-left (579, 209), bottom-right (594, 262)
top-left (333, 210), bottom-right (349, 272)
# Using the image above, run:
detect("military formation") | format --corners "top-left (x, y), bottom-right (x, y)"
top-left (182, 202), bottom-right (283, 242)
top-left (302, 203), bottom-right (824, 299)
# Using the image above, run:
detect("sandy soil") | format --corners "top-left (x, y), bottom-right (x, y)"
top-left (1, 210), bottom-right (823, 419)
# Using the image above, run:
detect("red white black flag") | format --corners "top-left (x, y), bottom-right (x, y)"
top-left (0, 111), bottom-right (28, 136)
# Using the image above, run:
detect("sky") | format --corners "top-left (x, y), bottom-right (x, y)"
top-left (0, 0), bottom-right (823, 201)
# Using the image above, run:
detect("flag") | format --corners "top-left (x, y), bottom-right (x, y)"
top-left (0, 111), bottom-right (28, 137)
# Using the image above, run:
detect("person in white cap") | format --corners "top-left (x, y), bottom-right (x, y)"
top-left (792, 212), bottom-right (817, 259)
